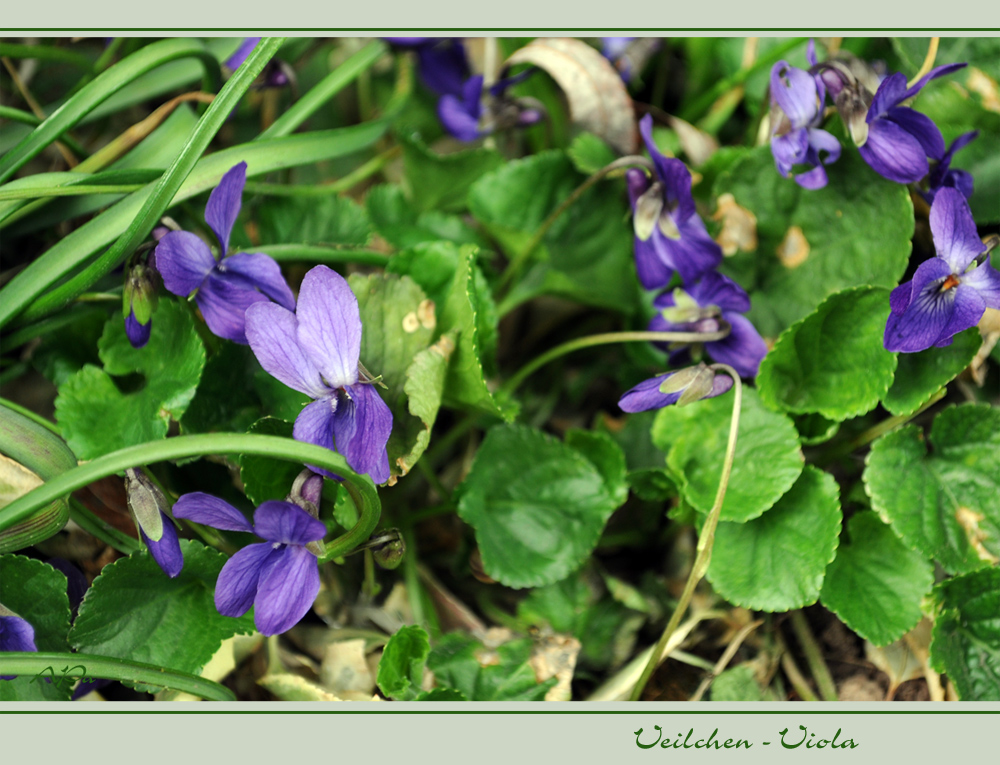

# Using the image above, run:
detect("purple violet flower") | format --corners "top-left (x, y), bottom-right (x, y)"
top-left (0, 605), bottom-right (37, 679)
top-left (141, 511), bottom-right (183, 579)
top-left (857, 63), bottom-right (966, 184)
top-left (626, 115), bottom-right (723, 290)
top-left (769, 58), bottom-right (841, 190)
top-left (122, 259), bottom-right (157, 349)
top-left (438, 75), bottom-right (486, 141)
top-left (922, 130), bottom-right (978, 204)
top-left (619, 363), bottom-right (733, 413)
top-left (884, 188), bottom-right (1000, 353)
top-left (602, 37), bottom-right (636, 80)
top-left (155, 162), bottom-right (295, 344)
top-left (173, 494), bottom-right (324, 636)
top-left (225, 37), bottom-right (289, 88)
top-left (386, 38), bottom-right (470, 98)
top-left (648, 271), bottom-right (768, 378)
top-left (245, 265), bottom-right (393, 484)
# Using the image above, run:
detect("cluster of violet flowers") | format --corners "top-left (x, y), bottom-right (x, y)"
top-left (768, 41), bottom-right (975, 197)
top-left (385, 38), bottom-right (540, 142)
top-left (618, 115), bottom-right (767, 413)
top-left (114, 162), bottom-right (394, 636)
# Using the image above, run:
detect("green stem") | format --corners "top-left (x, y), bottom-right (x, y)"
top-left (496, 155), bottom-right (652, 298)
top-left (1, 306), bottom-right (105, 350)
top-left (789, 610), bottom-right (838, 702)
top-left (255, 244), bottom-right (389, 268)
top-left (242, 145), bottom-right (401, 198)
top-left (630, 364), bottom-right (743, 701)
top-left (0, 184), bottom-right (145, 201)
top-left (0, 652), bottom-right (235, 701)
top-left (0, 42), bottom-right (93, 69)
top-left (0, 434), bottom-right (380, 564)
top-left (679, 37), bottom-right (808, 122)
top-left (502, 329), bottom-right (729, 395)
top-left (69, 497), bottom-right (142, 555)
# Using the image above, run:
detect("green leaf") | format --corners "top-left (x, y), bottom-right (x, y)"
top-left (707, 466), bottom-right (841, 611)
top-left (711, 664), bottom-right (764, 701)
top-left (757, 286), bottom-right (898, 420)
top-left (438, 246), bottom-right (507, 421)
top-left (426, 632), bottom-right (557, 701)
top-left (365, 185), bottom-right (485, 250)
top-left (652, 387), bottom-right (803, 523)
top-left (882, 327), bottom-right (980, 416)
top-left (0, 555), bottom-right (72, 701)
top-left (396, 332), bottom-right (454, 476)
top-left (385, 240), bottom-right (461, 307)
top-left (240, 418), bottom-right (299, 506)
top-left (376, 624), bottom-right (430, 701)
top-left (793, 413), bottom-right (840, 446)
top-left (55, 301), bottom-right (206, 460)
top-left (397, 131), bottom-right (503, 212)
top-left (468, 150), bottom-right (639, 314)
top-left (820, 512), bottom-right (934, 646)
top-left (256, 195), bottom-right (371, 247)
top-left (929, 567), bottom-right (1000, 700)
top-left (415, 687), bottom-right (467, 701)
top-left (565, 429), bottom-right (629, 507)
top-left (70, 540), bottom-right (255, 689)
top-left (864, 404), bottom-right (1000, 574)
top-left (893, 37), bottom-right (1000, 82)
top-left (713, 147), bottom-right (913, 338)
top-left (181, 343), bottom-right (262, 435)
top-left (456, 424), bottom-right (621, 588)
top-left (567, 132), bottom-right (617, 175)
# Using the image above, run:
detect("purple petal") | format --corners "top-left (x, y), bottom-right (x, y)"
top-left (868, 72), bottom-right (909, 119)
top-left (618, 371), bottom-right (732, 413)
top-left (385, 37), bottom-right (434, 46)
top-left (142, 512), bottom-right (183, 579)
top-left (214, 543), bottom-right (279, 618)
top-left (901, 62), bottom-right (966, 102)
top-left (930, 188), bottom-right (984, 272)
top-left (639, 115), bottom-right (696, 221)
top-left (883, 258), bottom-right (958, 352)
top-left (173, 492), bottom-right (254, 533)
top-left (205, 162), bottom-right (247, 256)
top-left (963, 256), bottom-right (1000, 309)
top-left (884, 106), bottom-right (945, 161)
top-left (633, 235), bottom-right (675, 291)
top-left (333, 384), bottom-right (393, 484)
top-left (47, 558), bottom-right (88, 616)
top-left (196, 271), bottom-right (270, 344)
top-left (438, 93), bottom-right (483, 142)
top-left (295, 265), bottom-right (361, 389)
top-left (793, 165), bottom-right (830, 190)
top-left (689, 271), bottom-right (751, 313)
top-left (859, 118), bottom-right (930, 184)
top-left (253, 545), bottom-right (320, 636)
top-left (220, 253), bottom-right (295, 311)
top-left (125, 310), bottom-right (151, 349)
top-left (416, 40), bottom-right (469, 97)
top-left (806, 127), bottom-right (842, 164)
top-left (706, 313), bottom-right (768, 378)
top-left (937, 284), bottom-right (986, 341)
top-left (294, 396), bottom-right (338, 479)
top-left (245, 302), bottom-right (328, 399)
top-left (253, 501), bottom-right (326, 546)
top-left (661, 216), bottom-right (724, 285)
top-left (626, 168), bottom-right (651, 206)
top-left (771, 129), bottom-right (809, 177)
top-left (155, 231), bottom-right (215, 296)
top-left (0, 615), bottom-right (37, 655)
top-left (225, 38), bottom-right (260, 70)
top-left (889, 280), bottom-right (913, 315)
top-left (770, 61), bottom-right (820, 128)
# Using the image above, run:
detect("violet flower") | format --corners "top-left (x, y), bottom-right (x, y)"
top-left (225, 37), bottom-right (290, 88)
top-left (438, 75), bottom-right (486, 142)
top-left (626, 115), bottom-right (723, 290)
top-left (385, 38), bottom-right (470, 98)
top-left (122, 259), bottom-right (157, 349)
top-left (619, 363), bottom-right (733, 413)
top-left (155, 162), bottom-right (295, 344)
top-left (922, 130), bottom-right (977, 204)
top-left (0, 605), bottom-right (36, 679)
top-left (648, 271), bottom-right (768, 378)
top-left (857, 63), bottom-right (966, 184)
top-left (173, 494), bottom-right (324, 636)
top-left (769, 58), bottom-right (841, 190)
top-left (884, 188), bottom-right (1000, 352)
top-left (245, 265), bottom-right (392, 484)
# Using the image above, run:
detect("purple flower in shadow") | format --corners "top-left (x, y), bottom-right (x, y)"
top-left (922, 130), bottom-right (977, 204)
top-left (619, 363), bottom-right (733, 413)
top-left (769, 57), bottom-right (841, 190)
top-left (626, 115), bottom-right (723, 290)
top-left (0, 605), bottom-right (37, 680)
top-left (858, 63), bottom-right (966, 184)
top-left (885, 188), bottom-right (1000, 352)
top-left (245, 265), bottom-right (392, 484)
top-left (155, 162), bottom-right (295, 344)
top-left (385, 38), bottom-right (470, 98)
top-left (173, 494), bottom-right (324, 636)
top-left (438, 75), bottom-right (486, 141)
top-left (648, 271), bottom-right (768, 378)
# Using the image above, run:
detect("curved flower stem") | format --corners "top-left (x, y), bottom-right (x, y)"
top-left (0, 652), bottom-right (235, 701)
top-left (502, 329), bottom-right (730, 395)
top-left (908, 38), bottom-right (940, 88)
top-left (629, 364), bottom-right (742, 701)
top-left (496, 155), bottom-right (654, 298)
top-left (0, 434), bottom-right (380, 564)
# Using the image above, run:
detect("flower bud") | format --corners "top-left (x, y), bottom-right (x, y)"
top-left (123, 261), bottom-right (158, 349)
top-left (369, 528), bottom-right (406, 570)
top-left (287, 469), bottom-right (324, 518)
top-left (633, 183), bottom-right (665, 240)
top-left (658, 363), bottom-right (718, 406)
top-left (124, 467), bottom-right (166, 541)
